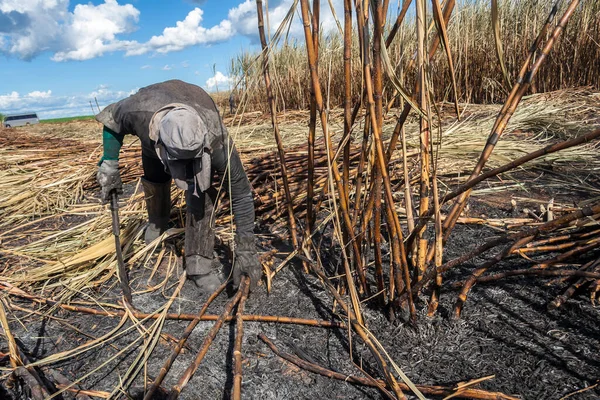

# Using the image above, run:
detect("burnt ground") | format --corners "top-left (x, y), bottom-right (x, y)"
top-left (2, 169), bottom-right (600, 400)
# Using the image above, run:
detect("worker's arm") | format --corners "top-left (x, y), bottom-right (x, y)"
top-left (212, 135), bottom-right (261, 291)
top-left (97, 126), bottom-right (126, 203)
top-left (99, 126), bottom-right (125, 163)
top-left (212, 137), bottom-right (255, 236)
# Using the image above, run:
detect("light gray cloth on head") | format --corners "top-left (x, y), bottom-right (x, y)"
top-left (149, 103), bottom-right (212, 196)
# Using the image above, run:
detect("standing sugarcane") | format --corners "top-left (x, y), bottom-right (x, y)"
top-left (430, 0), bottom-right (581, 266)
top-left (415, 0), bottom-right (431, 282)
top-left (298, 0), bottom-right (366, 322)
top-left (354, 0), bottom-right (415, 319)
top-left (306, 0), bottom-right (320, 246)
top-left (255, 0), bottom-right (300, 259)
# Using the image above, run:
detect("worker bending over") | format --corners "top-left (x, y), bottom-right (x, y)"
top-left (95, 80), bottom-right (260, 293)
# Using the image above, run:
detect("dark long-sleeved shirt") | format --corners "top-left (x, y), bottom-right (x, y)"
top-left (96, 80), bottom-right (255, 237)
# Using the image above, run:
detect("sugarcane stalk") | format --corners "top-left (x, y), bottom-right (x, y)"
top-left (0, 299), bottom-right (21, 369)
top-left (415, 0), bottom-right (431, 281)
top-left (523, 229), bottom-right (600, 250)
top-left (385, 0), bottom-right (412, 48)
top-left (305, 0), bottom-right (320, 248)
top-left (259, 333), bottom-right (519, 400)
top-left (516, 241), bottom-right (578, 254)
top-left (167, 281), bottom-right (246, 399)
top-left (431, 0), bottom-right (460, 117)
top-left (143, 281), bottom-right (228, 400)
top-left (373, 169), bottom-right (386, 305)
top-left (491, 0), bottom-right (511, 89)
top-left (427, 123), bottom-right (443, 316)
top-left (0, 282), bottom-right (344, 328)
top-left (532, 239), bottom-right (600, 270)
top-left (370, 0), bottom-right (386, 302)
top-left (342, 0), bottom-right (352, 205)
top-left (355, 0), bottom-right (457, 249)
top-left (406, 127), bottom-right (600, 252)
top-left (474, 269), bottom-right (600, 285)
top-left (399, 203), bottom-right (600, 305)
top-left (299, 0), bottom-right (368, 309)
top-left (232, 277), bottom-right (251, 400)
top-left (356, 0), bottom-right (415, 320)
top-left (439, 0), bottom-right (581, 262)
top-left (351, 85), bottom-right (371, 225)
top-left (255, 0), bottom-right (300, 253)
top-left (454, 235), bottom-right (535, 318)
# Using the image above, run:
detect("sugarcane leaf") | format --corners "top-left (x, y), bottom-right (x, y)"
top-left (492, 0), bottom-right (511, 88)
top-left (432, 0), bottom-right (460, 118)
top-left (380, 36), bottom-right (427, 118)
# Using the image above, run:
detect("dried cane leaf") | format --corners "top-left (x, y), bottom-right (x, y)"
top-left (380, 37), bottom-right (426, 118)
top-left (431, 0), bottom-right (460, 117)
top-left (492, 0), bottom-right (511, 88)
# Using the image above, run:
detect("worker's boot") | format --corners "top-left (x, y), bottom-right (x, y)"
top-left (141, 178), bottom-right (171, 245)
top-left (185, 189), bottom-right (220, 293)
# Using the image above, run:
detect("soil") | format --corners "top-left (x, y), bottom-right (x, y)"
top-left (2, 189), bottom-right (600, 400)
top-left (2, 112), bottom-right (600, 400)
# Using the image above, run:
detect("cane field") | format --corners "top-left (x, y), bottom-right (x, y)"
top-left (0, 0), bottom-right (599, 399)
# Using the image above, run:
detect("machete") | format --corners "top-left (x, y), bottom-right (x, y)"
top-left (110, 190), bottom-right (133, 305)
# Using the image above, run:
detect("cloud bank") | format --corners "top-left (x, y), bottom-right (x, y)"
top-left (205, 71), bottom-right (234, 90)
top-left (0, 0), bottom-right (234, 61)
top-left (0, 85), bottom-right (136, 119)
top-left (0, 0), bottom-right (343, 61)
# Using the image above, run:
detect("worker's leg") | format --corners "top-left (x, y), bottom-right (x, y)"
top-left (185, 187), bottom-right (220, 292)
top-left (141, 152), bottom-right (172, 244)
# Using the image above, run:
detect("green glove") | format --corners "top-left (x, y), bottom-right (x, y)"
top-left (96, 126), bottom-right (124, 203)
top-left (98, 126), bottom-right (124, 165)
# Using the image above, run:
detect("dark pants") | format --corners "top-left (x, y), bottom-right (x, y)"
top-left (142, 152), bottom-right (216, 260)
top-left (185, 186), bottom-right (217, 261)
top-left (142, 152), bottom-right (171, 184)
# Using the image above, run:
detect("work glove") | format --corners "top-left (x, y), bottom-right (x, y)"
top-left (96, 159), bottom-right (122, 203)
top-left (233, 235), bottom-right (262, 292)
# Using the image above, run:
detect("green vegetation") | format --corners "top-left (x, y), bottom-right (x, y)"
top-left (40, 115), bottom-right (96, 124)
top-left (0, 113), bottom-right (4, 123)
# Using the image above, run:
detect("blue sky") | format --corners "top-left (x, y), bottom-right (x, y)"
top-left (0, 0), bottom-right (341, 118)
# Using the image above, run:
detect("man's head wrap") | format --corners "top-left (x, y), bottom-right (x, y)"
top-left (149, 103), bottom-right (211, 197)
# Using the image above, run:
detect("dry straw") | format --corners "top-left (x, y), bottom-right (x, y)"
top-left (1, 0), bottom-right (600, 398)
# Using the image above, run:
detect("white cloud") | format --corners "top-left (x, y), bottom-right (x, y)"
top-left (0, 91), bottom-right (21, 109)
top-left (0, 0), bottom-right (343, 62)
top-left (52, 0), bottom-right (140, 61)
top-left (125, 8), bottom-right (234, 56)
top-left (27, 90), bottom-right (52, 98)
top-left (205, 71), bottom-right (233, 90)
top-left (140, 64), bottom-right (152, 69)
top-left (0, 85), bottom-right (136, 119)
top-left (161, 64), bottom-right (173, 71)
top-left (0, 1), bottom-right (234, 61)
top-left (0, 0), bottom-right (68, 60)
top-left (226, 0), bottom-right (259, 38)
top-left (227, 0), bottom-right (343, 42)
top-left (181, 61), bottom-right (190, 68)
